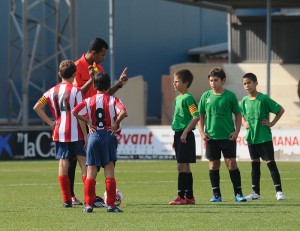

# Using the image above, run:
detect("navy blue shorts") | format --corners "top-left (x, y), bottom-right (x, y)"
top-left (174, 130), bottom-right (196, 163)
top-left (205, 139), bottom-right (236, 160)
top-left (86, 130), bottom-right (118, 170)
top-left (248, 141), bottom-right (274, 161)
top-left (55, 140), bottom-right (86, 160)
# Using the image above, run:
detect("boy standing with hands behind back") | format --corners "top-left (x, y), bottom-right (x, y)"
top-left (169, 69), bottom-right (200, 205)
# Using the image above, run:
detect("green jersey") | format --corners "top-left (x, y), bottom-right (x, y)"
top-left (172, 93), bottom-right (199, 131)
top-left (240, 93), bottom-right (282, 144)
top-left (198, 89), bottom-right (240, 139)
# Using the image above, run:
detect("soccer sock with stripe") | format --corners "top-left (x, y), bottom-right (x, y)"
top-left (251, 161), bottom-right (261, 195)
top-left (267, 161), bottom-right (283, 192)
top-left (178, 172), bottom-right (186, 198)
top-left (185, 172), bottom-right (194, 199)
top-left (106, 178), bottom-right (116, 207)
top-left (84, 178), bottom-right (96, 207)
top-left (229, 168), bottom-right (243, 196)
top-left (58, 175), bottom-right (71, 203)
top-left (209, 170), bottom-right (221, 196)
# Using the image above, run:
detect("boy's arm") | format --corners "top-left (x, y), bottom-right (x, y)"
top-left (242, 116), bottom-right (249, 129)
top-left (33, 101), bottom-right (55, 128)
top-left (230, 112), bottom-right (242, 141)
top-left (197, 113), bottom-right (210, 141)
top-left (77, 119), bottom-right (88, 149)
top-left (80, 65), bottom-right (94, 95)
top-left (72, 111), bottom-right (95, 130)
top-left (180, 116), bottom-right (200, 143)
top-left (110, 110), bottom-right (128, 135)
top-left (261, 107), bottom-right (285, 127)
top-left (107, 67), bottom-right (128, 95)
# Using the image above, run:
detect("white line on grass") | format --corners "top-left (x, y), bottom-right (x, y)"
top-left (0, 177), bottom-right (298, 187)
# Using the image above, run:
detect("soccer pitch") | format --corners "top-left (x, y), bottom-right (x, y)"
top-left (0, 160), bottom-right (299, 231)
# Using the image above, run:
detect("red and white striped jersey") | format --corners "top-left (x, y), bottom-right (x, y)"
top-left (44, 82), bottom-right (84, 142)
top-left (73, 92), bottom-right (126, 135)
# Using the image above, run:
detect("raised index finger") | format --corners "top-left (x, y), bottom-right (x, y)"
top-left (122, 67), bottom-right (128, 75)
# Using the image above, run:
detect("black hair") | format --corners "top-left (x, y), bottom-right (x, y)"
top-left (93, 72), bottom-right (111, 91)
top-left (175, 69), bottom-right (193, 88)
top-left (243, 72), bottom-right (257, 82)
top-left (88, 38), bottom-right (108, 53)
top-left (208, 67), bottom-right (226, 80)
top-left (58, 60), bottom-right (76, 79)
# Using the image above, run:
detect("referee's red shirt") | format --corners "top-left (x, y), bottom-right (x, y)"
top-left (74, 54), bottom-right (104, 99)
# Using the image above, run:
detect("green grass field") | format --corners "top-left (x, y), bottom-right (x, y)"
top-left (0, 160), bottom-right (299, 231)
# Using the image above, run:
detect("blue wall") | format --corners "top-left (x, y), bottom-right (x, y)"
top-left (0, 1), bottom-right (9, 120)
top-left (0, 0), bottom-right (227, 121)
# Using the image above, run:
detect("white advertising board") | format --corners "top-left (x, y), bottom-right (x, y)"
top-left (117, 126), bottom-right (300, 160)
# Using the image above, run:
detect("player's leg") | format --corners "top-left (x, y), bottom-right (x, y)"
top-left (222, 139), bottom-right (246, 202)
top-left (267, 160), bottom-right (285, 200)
top-left (77, 155), bottom-right (87, 200)
top-left (83, 165), bottom-right (98, 212)
top-left (58, 158), bottom-right (72, 207)
top-left (104, 161), bottom-right (122, 212)
top-left (209, 159), bottom-right (222, 202)
top-left (181, 163), bottom-right (196, 204)
top-left (206, 139), bottom-right (222, 202)
top-left (263, 141), bottom-right (284, 200)
top-left (224, 157), bottom-right (246, 201)
top-left (169, 131), bottom-right (188, 205)
top-left (245, 143), bottom-right (261, 200)
top-left (183, 131), bottom-right (196, 204)
top-left (68, 158), bottom-right (77, 198)
top-left (245, 159), bottom-right (261, 200)
top-left (99, 130), bottom-right (121, 212)
top-left (169, 163), bottom-right (189, 205)
top-left (75, 140), bottom-right (88, 188)
top-left (56, 142), bottom-right (73, 207)
top-left (83, 131), bottom-right (100, 212)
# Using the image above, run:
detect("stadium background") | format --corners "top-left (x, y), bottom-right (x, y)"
top-left (0, 0), bottom-right (299, 160)
top-left (1, 0), bottom-right (228, 122)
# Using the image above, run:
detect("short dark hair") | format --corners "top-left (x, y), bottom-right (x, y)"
top-left (175, 69), bottom-right (193, 88)
top-left (58, 60), bottom-right (76, 79)
top-left (93, 72), bottom-right (111, 91)
top-left (88, 38), bottom-right (108, 53)
top-left (208, 67), bottom-right (226, 80)
top-left (243, 72), bottom-right (257, 82)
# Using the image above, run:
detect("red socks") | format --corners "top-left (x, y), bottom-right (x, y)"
top-left (106, 178), bottom-right (116, 207)
top-left (84, 179), bottom-right (96, 207)
top-left (84, 177), bottom-right (117, 207)
top-left (58, 175), bottom-right (71, 203)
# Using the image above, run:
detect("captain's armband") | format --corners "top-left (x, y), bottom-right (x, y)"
top-left (38, 96), bottom-right (47, 106)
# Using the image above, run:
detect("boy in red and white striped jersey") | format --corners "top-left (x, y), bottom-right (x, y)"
top-left (72, 71), bottom-right (127, 213)
top-left (33, 60), bottom-right (88, 208)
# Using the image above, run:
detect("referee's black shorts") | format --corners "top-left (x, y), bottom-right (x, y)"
top-left (174, 130), bottom-right (196, 163)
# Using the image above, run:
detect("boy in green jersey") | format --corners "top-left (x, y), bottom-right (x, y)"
top-left (240, 73), bottom-right (285, 201)
top-left (169, 69), bottom-right (200, 205)
top-left (198, 67), bottom-right (246, 202)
